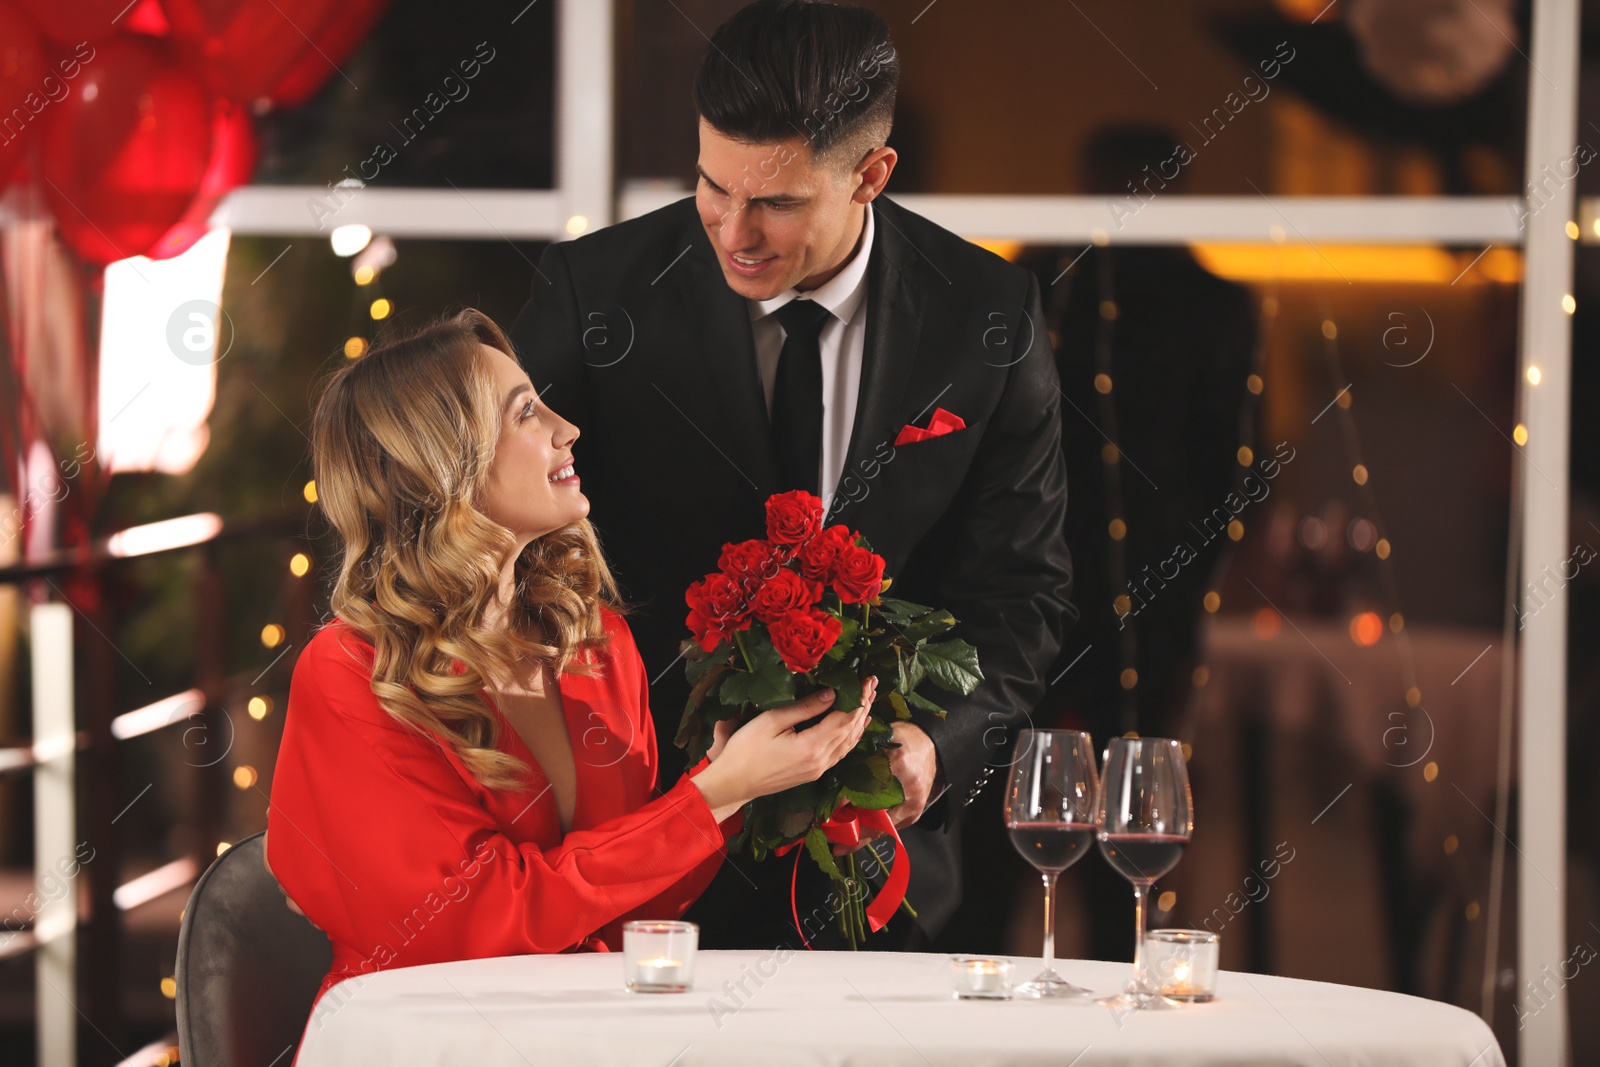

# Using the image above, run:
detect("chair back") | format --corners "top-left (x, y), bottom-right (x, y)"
top-left (176, 831), bottom-right (331, 1067)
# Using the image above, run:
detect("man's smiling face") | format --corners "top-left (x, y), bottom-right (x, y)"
top-left (695, 119), bottom-right (887, 300)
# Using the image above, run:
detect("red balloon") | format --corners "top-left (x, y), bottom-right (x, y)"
top-left (269, 0), bottom-right (389, 109)
top-left (147, 100), bottom-right (258, 260)
top-left (0, 3), bottom-right (45, 182)
top-left (40, 37), bottom-right (214, 266)
top-left (163, 0), bottom-right (340, 105)
top-left (123, 0), bottom-right (172, 37)
top-left (17, 0), bottom-right (132, 47)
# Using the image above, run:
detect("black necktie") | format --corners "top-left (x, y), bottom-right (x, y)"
top-left (770, 298), bottom-right (832, 495)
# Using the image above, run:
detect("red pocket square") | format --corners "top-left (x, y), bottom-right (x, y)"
top-left (894, 407), bottom-right (968, 447)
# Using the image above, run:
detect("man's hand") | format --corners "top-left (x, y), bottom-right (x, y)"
top-left (884, 721), bottom-right (941, 828)
top-left (833, 721), bottom-right (943, 855)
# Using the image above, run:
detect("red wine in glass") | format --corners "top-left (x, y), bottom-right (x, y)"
top-left (1098, 833), bottom-right (1189, 883)
top-left (1096, 737), bottom-right (1194, 1011)
top-left (1003, 730), bottom-right (1101, 998)
top-left (1009, 823), bottom-right (1097, 873)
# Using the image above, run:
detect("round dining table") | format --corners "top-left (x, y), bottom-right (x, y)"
top-left (291, 950), bottom-right (1504, 1066)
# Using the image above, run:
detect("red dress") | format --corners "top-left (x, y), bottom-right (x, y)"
top-left (266, 608), bottom-right (733, 1020)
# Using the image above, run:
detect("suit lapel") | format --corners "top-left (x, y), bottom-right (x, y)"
top-left (671, 214), bottom-right (784, 496)
top-left (831, 196), bottom-right (927, 527)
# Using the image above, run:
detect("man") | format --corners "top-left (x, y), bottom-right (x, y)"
top-left (511, 0), bottom-right (1072, 949)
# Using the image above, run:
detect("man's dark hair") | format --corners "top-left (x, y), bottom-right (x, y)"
top-left (694, 0), bottom-right (899, 168)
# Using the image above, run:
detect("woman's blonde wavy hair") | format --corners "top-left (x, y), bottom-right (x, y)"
top-left (310, 308), bottom-right (621, 791)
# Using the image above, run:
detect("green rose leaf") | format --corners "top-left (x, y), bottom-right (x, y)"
top-left (674, 715), bottom-right (708, 760)
top-left (838, 752), bottom-right (906, 810)
top-left (862, 716), bottom-right (894, 741)
top-left (805, 827), bottom-right (846, 882)
top-left (917, 638), bottom-right (984, 696)
top-left (904, 647), bottom-right (926, 691)
top-left (902, 609), bottom-right (958, 643)
top-left (877, 596), bottom-right (935, 624)
top-left (887, 689), bottom-right (912, 721)
top-left (757, 662), bottom-right (799, 706)
top-left (825, 615), bottom-right (860, 662)
top-left (797, 776), bottom-right (830, 812)
top-left (717, 669), bottom-right (758, 707)
top-left (814, 660), bottom-right (865, 708)
top-left (712, 630), bottom-right (794, 708)
top-left (902, 687), bottom-right (947, 716)
top-left (684, 640), bottom-right (729, 682)
top-left (684, 662), bottom-right (728, 714)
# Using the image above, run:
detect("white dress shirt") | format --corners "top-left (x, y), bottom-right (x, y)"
top-left (749, 203), bottom-right (874, 510)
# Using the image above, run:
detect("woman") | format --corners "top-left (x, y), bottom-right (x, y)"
top-left (266, 309), bottom-right (875, 1022)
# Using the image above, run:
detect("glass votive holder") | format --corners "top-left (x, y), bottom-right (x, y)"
top-left (1142, 929), bottom-right (1220, 1002)
top-left (950, 955), bottom-right (1014, 1000)
top-left (623, 921), bottom-right (697, 993)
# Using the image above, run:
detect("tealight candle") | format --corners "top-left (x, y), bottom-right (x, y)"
top-left (950, 955), bottom-right (1014, 1000)
top-left (623, 921), bottom-right (697, 993)
top-left (1142, 929), bottom-right (1219, 1003)
top-left (634, 957), bottom-right (685, 986)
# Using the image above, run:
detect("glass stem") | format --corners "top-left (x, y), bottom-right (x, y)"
top-left (847, 855), bottom-right (860, 950)
top-left (1132, 881), bottom-right (1150, 986)
top-left (1041, 871), bottom-right (1059, 967)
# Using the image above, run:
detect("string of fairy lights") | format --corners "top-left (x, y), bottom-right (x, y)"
top-left (1087, 244), bottom-right (1274, 739)
top-left (1085, 233), bottom-right (1500, 932)
top-left (335, 223), bottom-right (397, 361)
top-left (1078, 242), bottom-right (1274, 922)
top-left (1186, 265), bottom-right (1279, 704)
top-left (1312, 287), bottom-right (1481, 930)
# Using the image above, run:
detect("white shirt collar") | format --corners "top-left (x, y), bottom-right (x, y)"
top-left (749, 202), bottom-right (874, 325)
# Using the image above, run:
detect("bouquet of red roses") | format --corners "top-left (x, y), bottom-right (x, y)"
top-left (675, 490), bottom-right (982, 947)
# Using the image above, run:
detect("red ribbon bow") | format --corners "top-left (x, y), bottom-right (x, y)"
top-left (775, 802), bottom-right (910, 949)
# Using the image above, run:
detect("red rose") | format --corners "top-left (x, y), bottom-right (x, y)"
top-left (685, 572), bottom-right (751, 650)
top-left (749, 567), bottom-right (823, 622)
top-left (765, 490), bottom-right (824, 551)
top-left (795, 524), bottom-right (855, 582)
top-left (718, 539), bottom-right (784, 589)
top-left (767, 608), bottom-right (844, 673)
top-left (831, 545), bottom-right (885, 603)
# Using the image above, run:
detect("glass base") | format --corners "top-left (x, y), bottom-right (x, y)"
top-left (1095, 978), bottom-right (1184, 1012)
top-left (1013, 967), bottom-right (1094, 999)
top-left (626, 982), bottom-right (690, 994)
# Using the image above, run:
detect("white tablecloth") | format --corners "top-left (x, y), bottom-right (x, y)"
top-left (294, 950), bottom-right (1504, 1067)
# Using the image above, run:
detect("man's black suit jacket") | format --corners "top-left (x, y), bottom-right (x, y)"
top-left (509, 194), bottom-right (1073, 945)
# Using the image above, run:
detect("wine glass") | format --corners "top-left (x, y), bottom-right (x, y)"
top-left (1096, 736), bottom-right (1194, 1010)
top-left (1003, 728), bottom-right (1101, 998)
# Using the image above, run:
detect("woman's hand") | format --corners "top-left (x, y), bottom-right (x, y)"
top-left (692, 677), bottom-right (879, 823)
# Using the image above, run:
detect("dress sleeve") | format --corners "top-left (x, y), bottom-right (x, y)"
top-left (266, 626), bottom-right (730, 971)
